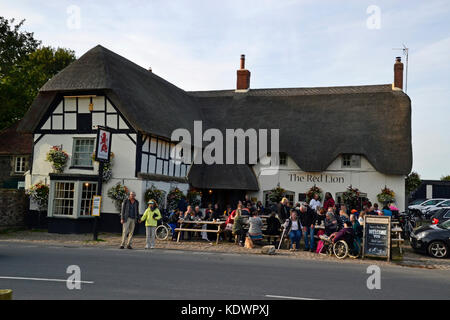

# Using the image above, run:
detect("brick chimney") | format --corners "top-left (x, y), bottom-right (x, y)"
top-left (236, 54), bottom-right (250, 91)
top-left (394, 56), bottom-right (404, 90)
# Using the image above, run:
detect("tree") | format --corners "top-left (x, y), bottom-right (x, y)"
top-left (405, 171), bottom-right (421, 195)
top-left (441, 175), bottom-right (450, 181)
top-left (0, 17), bottom-right (76, 130)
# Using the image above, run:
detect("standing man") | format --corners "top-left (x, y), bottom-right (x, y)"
top-left (140, 199), bottom-right (162, 249)
top-left (309, 194), bottom-right (321, 211)
top-left (120, 191), bottom-right (140, 249)
top-left (299, 204), bottom-right (317, 252)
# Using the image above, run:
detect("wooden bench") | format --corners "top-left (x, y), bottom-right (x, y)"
top-left (175, 220), bottom-right (223, 244)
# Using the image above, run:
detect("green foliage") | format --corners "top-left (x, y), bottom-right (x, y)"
top-left (166, 187), bottom-right (186, 211)
top-left (268, 186), bottom-right (286, 203)
top-left (144, 185), bottom-right (166, 208)
top-left (187, 189), bottom-right (201, 207)
top-left (405, 171), bottom-right (421, 194)
top-left (377, 187), bottom-right (395, 204)
top-left (46, 145), bottom-right (69, 173)
top-left (306, 185), bottom-right (323, 202)
top-left (441, 175), bottom-right (450, 181)
top-left (26, 181), bottom-right (49, 211)
top-left (107, 183), bottom-right (129, 211)
top-left (0, 17), bottom-right (76, 130)
top-left (342, 185), bottom-right (361, 209)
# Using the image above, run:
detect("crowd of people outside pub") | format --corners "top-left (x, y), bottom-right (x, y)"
top-left (119, 191), bottom-right (399, 254)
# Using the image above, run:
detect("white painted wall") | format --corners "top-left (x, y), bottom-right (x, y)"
top-left (250, 154), bottom-right (406, 211)
top-left (30, 133), bottom-right (139, 214)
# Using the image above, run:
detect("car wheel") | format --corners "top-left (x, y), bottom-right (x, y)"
top-left (427, 241), bottom-right (448, 259)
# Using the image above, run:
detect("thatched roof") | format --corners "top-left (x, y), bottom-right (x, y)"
top-left (18, 45), bottom-right (412, 190)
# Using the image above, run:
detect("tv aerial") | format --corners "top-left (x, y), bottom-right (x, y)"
top-left (393, 44), bottom-right (409, 92)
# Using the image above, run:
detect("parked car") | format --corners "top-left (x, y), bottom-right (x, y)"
top-left (423, 200), bottom-right (450, 218)
top-left (430, 208), bottom-right (450, 225)
top-left (410, 219), bottom-right (450, 258)
top-left (408, 199), bottom-right (450, 218)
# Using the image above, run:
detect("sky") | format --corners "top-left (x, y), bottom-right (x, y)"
top-left (1, 0), bottom-right (449, 179)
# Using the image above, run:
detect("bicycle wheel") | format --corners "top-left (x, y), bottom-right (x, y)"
top-left (155, 225), bottom-right (169, 241)
top-left (333, 240), bottom-right (348, 259)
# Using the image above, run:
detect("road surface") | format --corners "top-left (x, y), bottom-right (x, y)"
top-left (0, 241), bottom-right (449, 300)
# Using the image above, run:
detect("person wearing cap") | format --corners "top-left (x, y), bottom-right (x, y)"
top-left (140, 199), bottom-right (162, 249)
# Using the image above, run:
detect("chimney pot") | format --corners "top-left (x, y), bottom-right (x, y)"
top-left (394, 57), bottom-right (404, 90)
top-left (236, 54), bottom-right (250, 91)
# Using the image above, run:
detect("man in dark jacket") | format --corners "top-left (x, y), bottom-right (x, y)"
top-left (299, 204), bottom-right (317, 252)
top-left (278, 198), bottom-right (290, 222)
top-left (120, 192), bottom-right (140, 249)
top-left (264, 212), bottom-right (281, 245)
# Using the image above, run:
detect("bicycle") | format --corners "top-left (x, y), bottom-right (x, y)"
top-left (155, 222), bottom-right (174, 241)
top-left (398, 211), bottom-right (416, 240)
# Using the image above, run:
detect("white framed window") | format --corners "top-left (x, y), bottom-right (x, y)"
top-left (342, 154), bottom-right (361, 168)
top-left (15, 156), bottom-right (26, 173)
top-left (52, 181), bottom-right (76, 216)
top-left (49, 180), bottom-right (98, 218)
top-left (72, 138), bottom-right (95, 167)
top-left (80, 182), bottom-right (98, 216)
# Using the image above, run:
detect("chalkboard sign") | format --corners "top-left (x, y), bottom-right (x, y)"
top-left (363, 216), bottom-right (391, 261)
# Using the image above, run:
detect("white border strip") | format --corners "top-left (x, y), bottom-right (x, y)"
top-left (0, 276), bottom-right (94, 284)
top-left (265, 294), bottom-right (318, 300)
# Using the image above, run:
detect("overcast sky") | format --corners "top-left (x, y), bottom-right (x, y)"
top-left (1, 0), bottom-right (449, 179)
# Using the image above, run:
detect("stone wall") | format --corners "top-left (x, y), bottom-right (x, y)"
top-left (0, 189), bottom-right (29, 227)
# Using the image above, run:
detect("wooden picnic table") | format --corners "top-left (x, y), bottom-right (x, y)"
top-left (175, 220), bottom-right (224, 244)
top-left (391, 226), bottom-right (404, 254)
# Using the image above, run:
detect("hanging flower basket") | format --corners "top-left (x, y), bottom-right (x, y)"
top-left (306, 185), bottom-right (323, 202)
top-left (166, 187), bottom-right (186, 211)
top-left (46, 146), bottom-right (69, 173)
top-left (187, 189), bottom-right (202, 207)
top-left (144, 185), bottom-right (166, 208)
top-left (268, 186), bottom-right (286, 203)
top-left (26, 181), bottom-right (49, 212)
top-left (342, 185), bottom-right (361, 209)
top-left (107, 182), bottom-right (129, 211)
top-left (377, 187), bottom-right (395, 205)
top-left (92, 152), bottom-right (115, 183)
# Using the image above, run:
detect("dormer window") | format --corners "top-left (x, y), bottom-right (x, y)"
top-left (342, 154), bottom-right (361, 168)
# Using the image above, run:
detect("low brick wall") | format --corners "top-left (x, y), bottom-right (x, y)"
top-left (0, 189), bottom-right (29, 228)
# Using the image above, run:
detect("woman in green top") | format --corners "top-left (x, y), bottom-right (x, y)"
top-left (140, 199), bottom-right (162, 249)
top-left (232, 209), bottom-right (245, 246)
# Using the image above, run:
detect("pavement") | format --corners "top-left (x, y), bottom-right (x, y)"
top-left (0, 241), bottom-right (449, 300)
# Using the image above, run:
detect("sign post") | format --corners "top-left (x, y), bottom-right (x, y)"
top-left (362, 215), bottom-right (391, 261)
top-left (93, 126), bottom-right (112, 240)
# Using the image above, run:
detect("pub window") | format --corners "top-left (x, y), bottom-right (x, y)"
top-left (342, 154), bottom-right (361, 168)
top-left (298, 193), bottom-right (307, 202)
top-left (15, 156), bottom-right (26, 173)
top-left (72, 138), bottom-right (95, 167)
top-left (53, 182), bottom-right (75, 216)
top-left (80, 182), bottom-right (98, 216)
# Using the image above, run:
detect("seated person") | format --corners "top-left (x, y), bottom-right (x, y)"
top-left (329, 221), bottom-right (357, 255)
top-left (264, 212), bottom-right (281, 244)
top-left (247, 211), bottom-right (264, 244)
top-left (168, 209), bottom-right (181, 241)
top-left (324, 211), bottom-right (338, 236)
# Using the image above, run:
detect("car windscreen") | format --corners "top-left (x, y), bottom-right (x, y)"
top-left (438, 220), bottom-right (450, 229)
